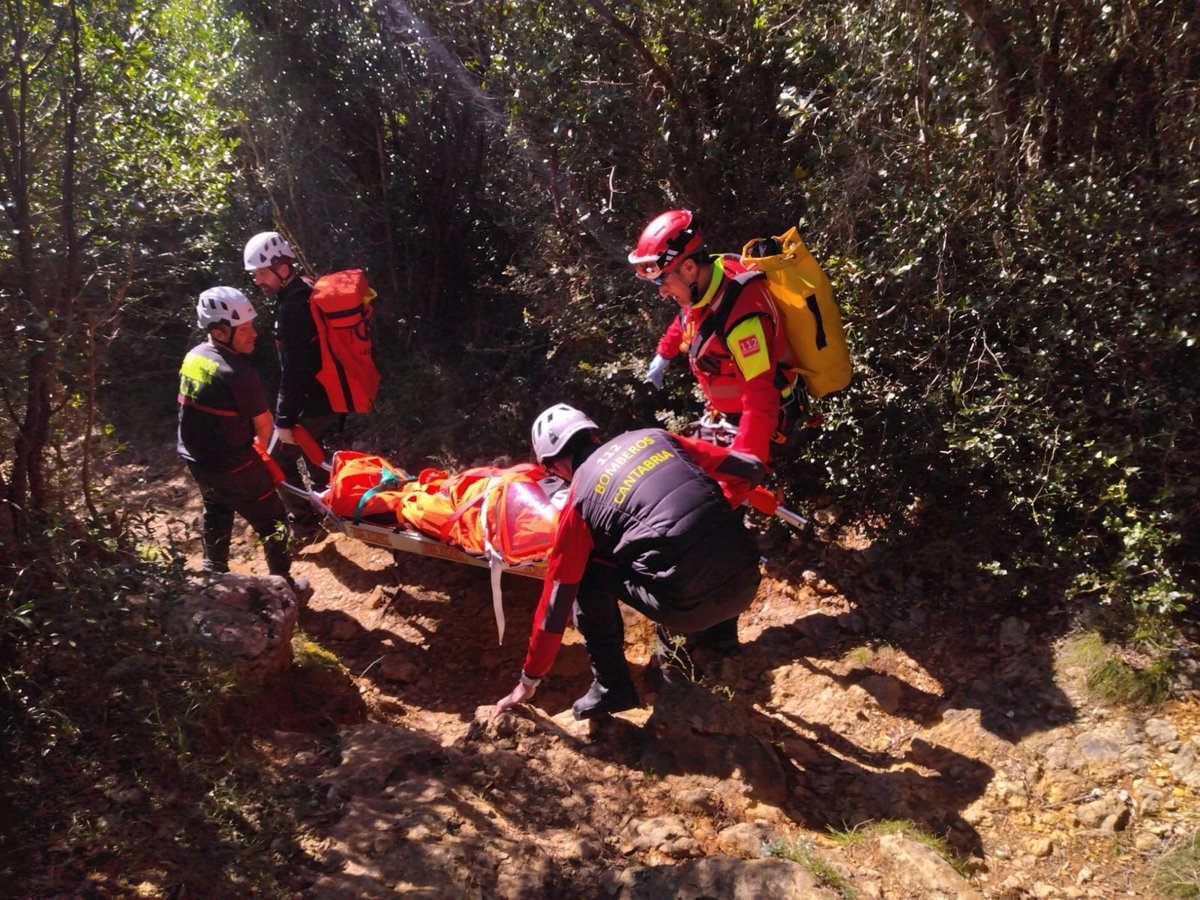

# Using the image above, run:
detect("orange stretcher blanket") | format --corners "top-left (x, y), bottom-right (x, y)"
top-left (323, 451), bottom-right (561, 567)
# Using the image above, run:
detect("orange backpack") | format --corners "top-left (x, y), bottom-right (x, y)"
top-left (310, 270), bottom-right (382, 413)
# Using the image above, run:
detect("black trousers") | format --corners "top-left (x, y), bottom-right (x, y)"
top-left (575, 557), bottom-right (761, 689)
top-left (186, 458), bottom-right (291, 576)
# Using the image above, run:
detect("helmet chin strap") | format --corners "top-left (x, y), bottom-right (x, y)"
top-left (270, 262), bottom-right (293, 287)
top-left (210, 326), bottom-right (235, 350)
top-left (673, 258), bottom-right (702, 305)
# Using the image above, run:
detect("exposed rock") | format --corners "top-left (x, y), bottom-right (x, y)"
top-left (856, 673), bottom-right (904, 714)
top-left (1074, 792), bottom-right (1131, 831)
top-left (1040, 738), bottom-right (1080, 772)
top-left (716, 821), bottom-right (778, 858)
top-left (1134, 831), bottom-right (1161, 852)
top-left (877, 833), bottom-right (984, 899)
top-left (792, 611), bottom-right (843, 647)
top-left (1027, 836), bottom-right (1054, 857)
top-left (1165, 743), bottom-right (1200, 788)
top-left (164, 573), bottom-right (298, 680)
top-left (380, 653), bottom-right (420, 683)
top-left (1074, 721), bottom-right (1139, 764)
top-left (674, 787), bottom-right (715, 814)
top-left (311, 721), bottom-right (561, 899)
top-left (1144, 717), bottom-right (1178, 746)
top-left (621, 815), bottom-right (701, 859)
top-left (640, 679), bottom-right (792, 804)
top-left (601, 855), bottom-right (839, 899)
top-left (319, 722), bottom-right (452, 800)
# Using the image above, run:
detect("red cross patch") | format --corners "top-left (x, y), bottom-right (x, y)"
top-left (737, 334), bottom-right (762, 357)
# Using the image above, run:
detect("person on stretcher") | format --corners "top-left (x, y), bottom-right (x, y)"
top-left (320, 451), bottom-right (569, 568)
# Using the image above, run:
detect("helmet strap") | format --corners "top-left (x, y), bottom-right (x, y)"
top-left (209, 324), bottom-right (234, 349)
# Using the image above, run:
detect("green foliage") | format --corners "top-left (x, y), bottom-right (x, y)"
top-left (1059, 631), bottom-right (1174, 708)
top-left (767, 0), bottom-right (1198, 633)
top-left (151, 0), bottom-right (1200, 644)
top-left (0, 516), bottom-right (325, 895)
top-left (6, 0), bottom-right (1198, 665)
top-left (1086, 656), bottom-right (1173, 708)
top-left (1, 0), bottom-right (248, 540)
top-left (84, 0), bottom-right (243, 228)
top-left (2, 2), bottom-right (1197, 891)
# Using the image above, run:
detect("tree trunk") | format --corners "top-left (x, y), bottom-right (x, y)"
top-left (956, 0), bottom-right (1031, 177)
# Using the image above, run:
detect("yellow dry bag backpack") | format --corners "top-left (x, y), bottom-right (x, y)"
top-left (740, 227), bottom-right (851, 399)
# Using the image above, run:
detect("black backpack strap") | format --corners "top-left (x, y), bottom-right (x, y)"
top-left (806, 295), bottom-right (828, 350)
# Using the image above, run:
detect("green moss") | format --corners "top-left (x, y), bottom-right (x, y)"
top-left (1153, 830), bottom-right (1200, 899)
top-left (828, 818), bottom-right (969, 878)
top-left (1086, 656), bottom-right (1173, 708)
top-left (292, 634), bottom-right (344, 674)
top-left (1061, 631), bottom-right (1174, 708)
top-left (765, 838), bottom-right (854, 899)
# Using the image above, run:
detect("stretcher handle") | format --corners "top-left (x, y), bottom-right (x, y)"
top-left (292, 424), bottom-right (332, 471)
top-left (747, 485), bottom-right (807, 530)
top-left (277, 479), bottom-right (334, 519)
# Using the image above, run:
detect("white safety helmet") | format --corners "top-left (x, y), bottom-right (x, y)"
top-left (196, 286), bottom-right (257, 330)
top-left (531, 403), bottom-right (599, 464)
top-left (243, 231), bottom-right (296, 271)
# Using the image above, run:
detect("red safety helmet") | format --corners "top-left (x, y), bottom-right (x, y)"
top-left (628, 209), bottom-right (703, 284)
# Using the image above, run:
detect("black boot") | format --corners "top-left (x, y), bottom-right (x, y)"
top-left (201, 508), bottom-right (233, 574)
top-left (571, 678), bottom-right (640, 721)
top-left (573, 588), bottom-right (639, 719)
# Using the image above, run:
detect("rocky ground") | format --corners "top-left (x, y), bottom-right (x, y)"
top-left (121, 447), bottom-right (1200, 898)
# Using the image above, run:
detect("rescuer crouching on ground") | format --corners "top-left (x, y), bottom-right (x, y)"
top-left (493, 404), bottom-right (765, 721)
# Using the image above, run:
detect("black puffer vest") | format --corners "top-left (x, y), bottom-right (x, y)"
top-left (572, 429), bottom-right (758, 600)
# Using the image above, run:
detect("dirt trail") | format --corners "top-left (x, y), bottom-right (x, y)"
top-left (138, 447), bottom-right (1199, 899)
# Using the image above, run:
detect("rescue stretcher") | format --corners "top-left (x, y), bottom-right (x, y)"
top-left (277, 478), bottom-right (546, 581)
top-left (271, 427), bottom-right (552, 643)
top-left (271, 422), bottom-right (806, 642)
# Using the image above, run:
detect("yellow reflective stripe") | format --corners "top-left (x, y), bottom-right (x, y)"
top-left (727, 317), bottom-right (771, 380)
top-left (179, 351), bottom-right (219, 400)
top-left (691, 256), bottom-right (727, 310)
top-left (180, 352), bottom-right (219, 384)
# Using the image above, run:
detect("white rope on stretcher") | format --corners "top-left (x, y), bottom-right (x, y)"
top-left (481, 477), bottom-right (506, 645)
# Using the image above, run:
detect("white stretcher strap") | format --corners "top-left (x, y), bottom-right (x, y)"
top-left (482, 479), bottom-right (506, 644)
top-left (489, 557), bottom-right (505, 645)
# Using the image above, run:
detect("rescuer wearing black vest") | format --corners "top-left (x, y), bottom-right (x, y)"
top-left (494, 404), bottom-right (765, 721)
top-left (243, 230), bottom-right (336, 541)
top-left (177, 287), bottom-right (303, 591)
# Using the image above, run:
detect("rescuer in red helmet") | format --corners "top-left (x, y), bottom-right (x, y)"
top-left (629, 210), bottom-right (801, 495)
